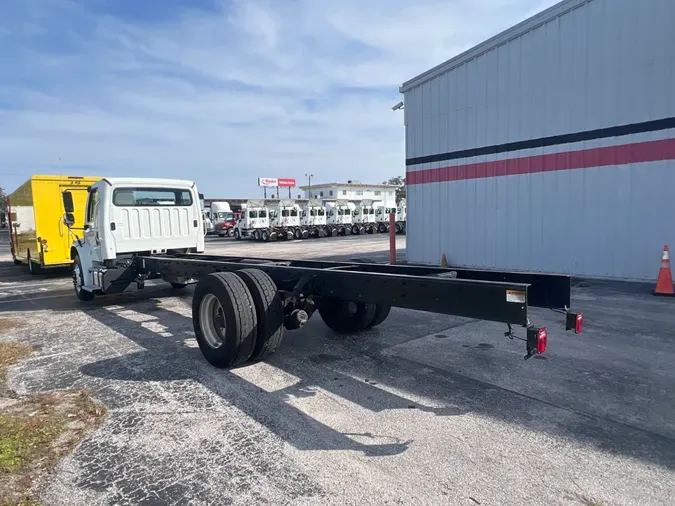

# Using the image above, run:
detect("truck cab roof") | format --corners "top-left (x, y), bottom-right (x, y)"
top-left (102, 177), bottom-right (196, 188)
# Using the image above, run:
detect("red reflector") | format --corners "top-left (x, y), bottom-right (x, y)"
top-left (537, 328), bottom-right (547, 354)
top-left (575, 312), bottom-right (583, 334)
top-left (41, 239), bottom-right (48, 245)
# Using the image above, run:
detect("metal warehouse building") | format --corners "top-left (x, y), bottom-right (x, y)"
top-left (400, 0), bottom-right (675, 281)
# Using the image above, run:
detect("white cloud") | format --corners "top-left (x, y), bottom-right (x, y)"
top-left (0, 0), bottom-right (558, 195)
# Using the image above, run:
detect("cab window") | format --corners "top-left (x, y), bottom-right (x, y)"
top-left (249, 210), bottom-right (258, 219)
top-left (86, 189), bottom-right (100, 223)
top-left (259, 210), bottom-right (267, 218)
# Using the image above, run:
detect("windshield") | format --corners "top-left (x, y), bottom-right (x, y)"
top-left (217, 212), bottom-right (234, 221)
top-left (112, 188), bottom-right (193, 207)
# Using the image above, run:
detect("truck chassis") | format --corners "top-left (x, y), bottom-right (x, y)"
top-left (86, 252), bottom-right (583, 368)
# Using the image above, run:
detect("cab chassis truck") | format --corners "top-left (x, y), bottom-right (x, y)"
top-left (62, 178), bottom-right (583, 370)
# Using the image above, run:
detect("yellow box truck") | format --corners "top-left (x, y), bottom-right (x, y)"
top-left (8, 175), bottom-right (101, 274)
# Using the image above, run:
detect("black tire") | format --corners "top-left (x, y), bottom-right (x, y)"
top-left (395, 223), bottom-right (402, 233)
top-left (261, 230), bottom-right (270, 242)
top-left (294, 228), bottom-right (302, 240)
top-left (234, 228), bottom-right (241, 241)
top-left (170, 282), bottom-right (188, 289)
top-left (351, 225), bottom-right (360, 235)
top-left (349, 258), bottom-right (392, 329)
top-left (192, 272), bottom-right (257, 368)
top-left (235, 269), bottom-right (285, 361)
top-left (317, 297), bottom-right (377, 334)
top-left (72, 254), bottom-right (95, 301)
top-left (324, 227), bottom-right (332, 237)
top-left (27, 251), bottom-right (42, 275)
top-left (253, 229), bottom-right (261, 241)
top-left (378, 223), bottom-right (387, 233)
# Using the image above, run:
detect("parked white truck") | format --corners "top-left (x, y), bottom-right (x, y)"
top-left (299, 199), bottom-right (326, 238)
top-left (60, 178), bottom-right (204, 301)
top-left (325, 199), bottom-right (352, 236)
top-left (233, 199), bottom-right (269, 241)
top-left (351, 199), bottom-right (377, 235)
top-left (59, 176), bottom-right (584, 368)
top-left (269, 199), bottom-right (301, 240)
top-left (375, 201), bottom-right (406, 234)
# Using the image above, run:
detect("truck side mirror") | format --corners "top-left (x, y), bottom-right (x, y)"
top-left (62, 191), bottom-right (74, 213)
top-left (63, 213), bottom-right (75, 228)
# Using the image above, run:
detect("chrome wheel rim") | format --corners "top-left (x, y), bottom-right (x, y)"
top-left (199, 294), bottom-right (225, 349)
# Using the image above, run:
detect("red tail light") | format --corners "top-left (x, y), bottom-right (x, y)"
top-left (566, 311), bottom-right (583, 334)
top-left (526, 326), bottom-right (547, 358)
top-left (536, 328), bottom-right (547, 354)
top-left (575, 312), bottom-right (583, 333)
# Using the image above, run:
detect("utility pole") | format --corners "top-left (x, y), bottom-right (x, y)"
top-left (305, 173), bottom-right (314, 199)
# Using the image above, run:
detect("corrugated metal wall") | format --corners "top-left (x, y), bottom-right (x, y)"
top-left (403, 0), bottom-right (675, 281)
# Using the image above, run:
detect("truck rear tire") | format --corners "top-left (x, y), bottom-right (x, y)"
top-left (253, 230), bottom-right (261, 241)
top-left (294, 228), bottom-right (302, 240)
top-left (317, 297), bottom-right (377, 334)
top-left (351, 225), bottom-right (360, 235)
top-left (235, 269), bottom-right (285, 361)
top-left (261, 230), bottom-right (270, 242)
top-left (349, 258), bottom-right (392, 329)
top-left (27, 251), bottom-right (42, 275)
top-left (72, 255), bottom-right (95, 301)
top-left (192, 272), bottom-right (257, 368)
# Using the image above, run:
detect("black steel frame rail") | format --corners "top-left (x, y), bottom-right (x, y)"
top-left (138, 254), bottom-right (573, 327)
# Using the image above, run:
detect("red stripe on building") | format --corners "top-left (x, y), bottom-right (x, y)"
top-left (407, 138), bottom-right (675, 185)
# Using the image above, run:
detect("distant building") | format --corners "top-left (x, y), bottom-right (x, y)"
top-left (299, 181), bottom-right (397, 207)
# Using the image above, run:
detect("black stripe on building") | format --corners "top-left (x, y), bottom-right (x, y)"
top-left (405, 116), bottom-right (675, 166)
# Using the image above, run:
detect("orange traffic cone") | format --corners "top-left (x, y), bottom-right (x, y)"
top-left (653, 245), bottom-right (675, 296)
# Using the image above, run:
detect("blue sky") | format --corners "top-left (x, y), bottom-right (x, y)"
top-left (0, 0), bottom-right (555, 197)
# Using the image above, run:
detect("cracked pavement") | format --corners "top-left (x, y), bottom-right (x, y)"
top-left (1, 231), bottom-right (674, 505)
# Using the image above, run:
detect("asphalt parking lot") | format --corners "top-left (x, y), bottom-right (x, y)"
top-left (1, 229), bottom-right (674, 506)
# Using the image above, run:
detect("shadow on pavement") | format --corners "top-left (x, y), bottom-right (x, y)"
top-left (68, 289), bottom-right (675, 469)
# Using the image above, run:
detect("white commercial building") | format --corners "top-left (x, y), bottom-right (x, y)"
top-left (299, 181), bottom-right (398, 207)
top-left (401, 0), bottom-right (674, 281)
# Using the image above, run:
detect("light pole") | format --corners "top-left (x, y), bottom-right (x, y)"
top-left (305, 173), bottom-right (314, 199)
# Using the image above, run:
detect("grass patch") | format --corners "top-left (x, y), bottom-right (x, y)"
top-left (0, 319), bottom-right (25, 334)
top-left (0, 341), bottom-right (106, 505)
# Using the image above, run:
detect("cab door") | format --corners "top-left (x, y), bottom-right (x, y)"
top-left (83, 188), bottom-right (103, 263)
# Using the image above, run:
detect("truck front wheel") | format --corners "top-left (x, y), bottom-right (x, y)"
top-left (192, 272), bottom-right (257, 368)
top-left (317, 297), bottom-right (377, 334)
top-left (73, 255), bottom-right (95, 301)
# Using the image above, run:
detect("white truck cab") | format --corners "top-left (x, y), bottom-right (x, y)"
top-left (326, 199), bottom-right (352, 226)
top-left (233, 199), bottom-right (269, 240)
top-left (351, 199), bottom-right (377, 234)
top-left (300, 199), bottom-right (326, 227)
top-left (269, 199), bottom-right (299, 228)
top-left (62, 177), bottom-right (205, 300)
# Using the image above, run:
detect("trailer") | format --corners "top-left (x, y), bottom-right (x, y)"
top-left (61, 177), bottom-right (583, 369)
top-left (8, 174), bottom-right (102, 274)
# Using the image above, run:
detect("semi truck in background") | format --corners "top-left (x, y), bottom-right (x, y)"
top-left (211, 201), bottom-right (238, 237)
top-left (325, 199), bottom-right (353, 237)
top-left (7, 175), bottom-right (102, 274)
top-left (59, 176), bottom-right (583, 368)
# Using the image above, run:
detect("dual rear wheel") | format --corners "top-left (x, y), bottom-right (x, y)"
top-left (192, 260), bottom-right (392, 368)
